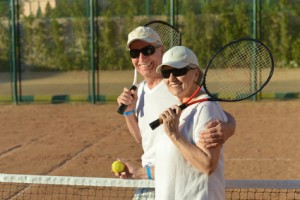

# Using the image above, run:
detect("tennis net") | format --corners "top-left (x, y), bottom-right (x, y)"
top-left (0, 173), bottom-right (154, 200)
top-left (1, 173), bottom-right (300, 200)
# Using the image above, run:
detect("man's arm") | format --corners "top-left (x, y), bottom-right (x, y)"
top-left (124, 114), bottom-right (142, 144)
top-left (199, 111), bottom-right (236, 148)
top-left (117, 87), bottom-right (142, 144)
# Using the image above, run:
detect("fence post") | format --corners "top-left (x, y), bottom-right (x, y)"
top-left (146, 0), bottom-right (150, 16)
top-left (170, 0), bottom-right (174, 26)
top-left (10, 0), bottom-right (18, 104)
top-left (89, 0), bottom-right (95, 104)
top-left (252, 0), bottom-right (258, 101)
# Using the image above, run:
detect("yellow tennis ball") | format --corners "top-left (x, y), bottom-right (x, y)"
top-left (112, 161), bottom-right (125, 173)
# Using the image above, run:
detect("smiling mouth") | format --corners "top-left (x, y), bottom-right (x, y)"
top-left (170, 83), bottom-right (182, 88)
top-left (138, 63), bottom-right (151, 68)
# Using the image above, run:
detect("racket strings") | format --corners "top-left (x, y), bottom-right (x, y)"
top-left (204, 40), bottom-right (273, 101)
top-left (146, 24), bottom-right (181, 51)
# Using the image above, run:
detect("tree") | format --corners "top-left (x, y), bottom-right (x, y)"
top-left (45, 1), bottom-right (53, 18)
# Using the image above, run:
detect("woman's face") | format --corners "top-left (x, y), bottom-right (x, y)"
top-left (162, 66), bottom-right (200, 102)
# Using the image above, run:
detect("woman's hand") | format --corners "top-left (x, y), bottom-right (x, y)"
top-left (160, 106), bottom-right (181, 138)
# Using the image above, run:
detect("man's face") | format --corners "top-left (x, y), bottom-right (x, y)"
top-left (129, 40), bottom-right (164, 80)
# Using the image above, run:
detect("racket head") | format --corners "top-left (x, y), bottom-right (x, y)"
top-left (202, 38), bottom-right (274, 102)
top-left (144, 20), bottom-right (181, 52)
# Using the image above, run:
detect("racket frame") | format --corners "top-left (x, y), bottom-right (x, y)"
top-left (149, 38), bottom-right (274, 130)
top-left (144, 20), bottom-right (182, 52)
top-left (202, 38), bottom-right (274, 102)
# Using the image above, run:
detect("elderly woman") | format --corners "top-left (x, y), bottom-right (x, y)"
top-left (154, 46), bottom-right (227, 200)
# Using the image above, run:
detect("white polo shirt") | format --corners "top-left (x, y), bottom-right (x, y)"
top-left (136, 80), bottom-right (177, 167)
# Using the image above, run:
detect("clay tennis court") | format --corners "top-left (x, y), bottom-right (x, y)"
top-left (0, 99), bottom-right (299, 181)
top-left (0, 68), bottom-right (300, 182)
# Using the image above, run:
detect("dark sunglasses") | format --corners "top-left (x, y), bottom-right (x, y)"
top-left (129, 45), bottom-right (160, 58)
top-left (161, 67), bottom-right (192, 79)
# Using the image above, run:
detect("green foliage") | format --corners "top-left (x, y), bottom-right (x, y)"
top-left (260, 0), bottom-right (299, 68)
top-left (98, 13), bottom-right (117, 70)
top-left (290, 36), bottom-right (300, 68)
top-left (1, 0), bottom-right (299, 71)
top-left (0, 19), bottom-right (10, 71)
top-left (0, 1), bottom-right (9, 17)
top-left (182, 1), bottom-right (252, 66)
top-left (44, 2), bottom-right (53, 18)
top-left (0, 0), bottom-right (10, 71)
top-left (36, 6), bottom-right (42, 18)
top-left (19, 0), bottom-right (91, 71)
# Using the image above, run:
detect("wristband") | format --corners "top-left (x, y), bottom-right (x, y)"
top-left (123, 109), bottom-right (135, 116)
top-left (146, 166), bottom-right (152, 180)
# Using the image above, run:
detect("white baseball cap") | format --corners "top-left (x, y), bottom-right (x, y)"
top-left (127, 26), bottom-right (163, 49)
top-left (156, 46), bottom-right (200, 73)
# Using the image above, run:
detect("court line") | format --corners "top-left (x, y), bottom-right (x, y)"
top-left (227, 157), bottom-right (296, 161)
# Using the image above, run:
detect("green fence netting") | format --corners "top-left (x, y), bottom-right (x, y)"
top-left (0, 0), bottom-right (299, 104)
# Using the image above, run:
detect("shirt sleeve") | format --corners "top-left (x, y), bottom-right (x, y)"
top-left (192, 101), bottom-right (227, 143)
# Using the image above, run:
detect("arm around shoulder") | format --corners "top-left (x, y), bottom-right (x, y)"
top-left (199, 111), bottom-right (236, 148)
top-left (223, 111), bottom-right (236, 141)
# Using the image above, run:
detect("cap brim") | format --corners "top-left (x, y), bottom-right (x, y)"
top-left (127, 37), bottom-right (158, 49)
top-left (156, 61), bottom-right (188, 74)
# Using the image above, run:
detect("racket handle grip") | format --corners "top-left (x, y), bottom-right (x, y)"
top-left (149, 118), bottom-right (162, 130)
top-left (117, 104), bottom-right (128, 115)
top-left (117, 85), bottom-right (137, 115)
top-left (149, 104), bottom-right (187, 130)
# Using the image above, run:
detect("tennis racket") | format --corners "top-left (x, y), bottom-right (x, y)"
top-left (149, 38), bottom-right (274, 130)
top-left (117, 20), bottom-right (182, 114)
top-left (144, 20), bottom-right (182, 52)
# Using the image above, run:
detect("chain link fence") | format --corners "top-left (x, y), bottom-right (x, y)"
top-left (0, 0), bottom-right (299, 104)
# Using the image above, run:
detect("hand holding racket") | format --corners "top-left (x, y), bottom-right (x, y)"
top-left (117, 21), bottom-right (181, 114)
top-left (117, 69), bottom-right (138, 114)
top-left (149, 38), bottom-right (274, 130)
